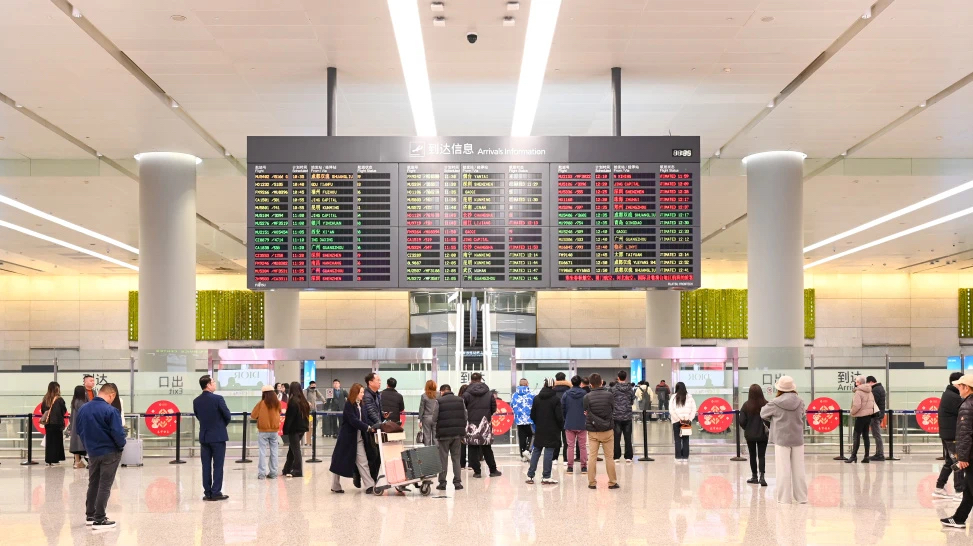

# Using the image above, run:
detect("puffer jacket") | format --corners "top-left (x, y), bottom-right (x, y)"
top-left (553, 379), bottom-right (571, 399)
top-left (561, 386), bottom-right (587, 431)
top-left (850, 383), bottom-right (876, 418)
top-left (939, 384), bottom-right (964, 441)
top-left (363, 387), bottom-right (383, 427)
top-left (583, 387), bottom-right (614, 432)
top-left (871, 382), bottom-right (886, 413)
top-left (955, 395), bottom-right (973, 464)
top-left (463, 381), bottom-right (496, 445)
top-left (761, 392), bottom-right (806, 447)
top-left (434, 392), bottom-right (467, 439)
top-left (510, 386), bottom-right (534, 426)
top-left (610, 382), bottom-right (636, 421)
top-left (530, 386), bottom-right (564, 449)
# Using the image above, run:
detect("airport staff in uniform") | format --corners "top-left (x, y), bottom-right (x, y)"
top-left (194, 375), bottom-right (232, 501)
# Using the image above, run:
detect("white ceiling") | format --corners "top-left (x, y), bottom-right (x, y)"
top-left (0, 0), bottom-right (972, 276)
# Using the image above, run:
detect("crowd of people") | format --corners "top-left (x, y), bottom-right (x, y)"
top-left (42, 368), bottom-right (973, 533)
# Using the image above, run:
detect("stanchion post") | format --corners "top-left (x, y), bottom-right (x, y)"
top-left (169, 413), bottom-right (186, 465)
top-left (886, 409), bottom-right (900, 461)
top-left (307, 411), bottom-right (322, 463)
top-left (236, 412), bottom-right (252, 464)
top-left (21, 415), bottom-right (37, 466)
top-left (833, 410), bottom-right (847, 461)
top-left (638, 410), bottom-right (654, 462)
top-left (730, 410), bottom-right (747, 461)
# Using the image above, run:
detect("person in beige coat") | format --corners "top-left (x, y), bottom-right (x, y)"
top-left (760, 375), bottom-right (807, 504)
top-left (848, 376), bottom-right (877, 463)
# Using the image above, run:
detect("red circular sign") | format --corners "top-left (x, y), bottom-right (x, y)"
top-left (32, 403), bottom-right (69, 434)
top-left (145, 400), bottom-right (179, 437)
top-left (492, 399), bottom-right (514, 435)
top-left (698, 397), bottom-right (733, 433)
top-left (916, 397), bottom-right (940, 434)
top-left (278, 401), bottom-right (288, 435)
top-left (807, 397), bottom-right (841, 433)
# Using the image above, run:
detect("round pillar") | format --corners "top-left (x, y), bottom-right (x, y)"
top-left (645, 289), bottom-right (681, 382)
top-left (137, 152), bottom-right (198, 371)
top-left (264, 290), bottom-right (301, 384)
top-left (745, 151), bottom-right (806, 369)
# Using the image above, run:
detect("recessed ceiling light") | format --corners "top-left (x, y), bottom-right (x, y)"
top-left (430, 2), bottom-right (444, 11)
top-left (169, 97), bottom-right (179, 108)
top-left (804, 179), bottom-right (973, 254)
top-left (388, 0), bottom-right (437, 136)
top-left (767, 98), bottom-right (775, 108)
top-left (511, 0), bottom-right (563, 136)
top-left (433, 16), bottom-right (446, 26)
top-left (0, 194), bottom-right (139, 254)
top-left (723, 67), bottom-right (732, 73)
top-left (0, 220), bottom-right (138, 271)
top-left (920, 100), bottom-right (927, 108)
top-left (170, 14), bottom-right (187, 21)
top-left (936, 136), bottom-right (943, 140)
top-left (503, 16), bottom-right (516, 26)
top-left (0, 136), bottom-right (5, 141)
top-left (760, 16), bottom-right (774, 22)
top-left (507, 1), bottom-right (520, 10)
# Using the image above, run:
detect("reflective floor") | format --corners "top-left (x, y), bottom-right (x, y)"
top-left (1, 451), bottom-right (969, 545)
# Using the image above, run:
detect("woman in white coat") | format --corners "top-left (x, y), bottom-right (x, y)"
top-left (760, 376), bottom-right (808, 504)
top-left (670, 382), bottom-right (696, 460)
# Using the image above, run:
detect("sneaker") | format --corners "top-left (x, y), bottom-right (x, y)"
top-left (581, 467), bottom-right (588, 473)
top-left (454, 484), bottom-right (464, 490)
top-left (541, 478), bottom-right (558, 485)
top-left (625, 459), bottom-right (633, 464)
top-left (489, 471), bottom-right (502, 478)
top-left (941, 518), bottom-right (966, 528)
top-left (525, 478), bottom-right (535, 485)
top-left (85, 517), bottom-right (95, 526)
top-left (472, 473), bottom-right (483, 479)
top-left (566, 467), bottom-right (573, 474)
top-left (933, 488), bottom-right (953, 499)
top-left (91, 519), bottom-right (116, 530)
top-left (436, 484), bottom-right (447, 491)
top-left (257, 474), bottom-right (266, 480)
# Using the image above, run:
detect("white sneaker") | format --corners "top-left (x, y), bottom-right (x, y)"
top-left (541, 478), bottom-right (558, 485)
top-left (625, 459), bottom-right (633, 464)
top-left (932, 488), bottom-right (953, 499)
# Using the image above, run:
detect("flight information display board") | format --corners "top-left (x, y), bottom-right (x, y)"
top-left (248, 136), bottom-right (699, 290)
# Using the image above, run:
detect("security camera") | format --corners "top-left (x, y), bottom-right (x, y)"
top-left (622, 354), bottom-right (629, 359)
top-left (467, 32), bottom-right (478, 44)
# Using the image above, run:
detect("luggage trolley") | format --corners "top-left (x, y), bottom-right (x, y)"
top-left (373, 430), bottom-right (439, 496)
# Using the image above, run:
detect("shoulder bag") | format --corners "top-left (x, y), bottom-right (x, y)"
top-left (39, 396), bottom-right (58, 426)
top-left (680, 420), bottom-right (693, 437)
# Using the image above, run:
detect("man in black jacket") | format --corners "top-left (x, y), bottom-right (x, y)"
top-left (936, 372), bottom-right (966, 500)
top-left (381, 377), bottom-right (405, 425)
top-left (360, 373), bottom-right (383, 485)
top-left (463, 373), bottom-right (502, 478)
top-left (942, 374), bottom-right (973, 528)
top-left (611, 370), bottom-right (636, 463)
top-left (433, 384), bottom-right (467, 491)
top-left (552, 372), bottom-right (572, 463)
top-left (866, 376), bottom-right (886, 461)
top-left (583, 373), bottom-right (619, 490)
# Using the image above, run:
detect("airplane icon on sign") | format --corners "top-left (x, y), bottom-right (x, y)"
top-left (409, 141), bottom-right (425, 157)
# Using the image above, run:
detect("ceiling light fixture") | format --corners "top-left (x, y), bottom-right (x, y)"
top-left (723, 67), bottom-right (732, 73)
top-left (714, 148), bottom-right (721, 157)
top-left (804, 179), bottom-right (973, 253)
top-left (14, 102), bottom-right (22, 108)
top-left (71, 6), bottom-right (82, 18)
top-left (510, 0), bottom-right (562, 136)
top-left (741, 150), bottom-right (806, 164)
top-left (507, 1), bottom-right (520, 10)
top-left (804, 205), bottom-right (973, 270)
top-left (936, 136), bottom-right (944, 140)
top-left (170, 14), bottom-right (187, 21)
top-left (95, 152), bottom-right (103, 157)
top-left (134, 152), bottom-right (202, 165)
top-left (767, 98), bottom-right (775, 108)
top-left (387, 0), bottom-right (437, 136)
top-left (433, 16), bottom-right (446, 26)
top-left (430, 2), bottom-right (444, 11)
top-left (0, 194), bottom-right (139, 254)
top-left (169, 97), bottom-right (179, 108)
top-left (920, 100), bottom-right (927, 108)
top-left (760, 16), bottom-right (775, 23)
top-left (861, 7), bottom-right (872, 19)
top-left (0, 219), bottom-right (138, 271)
top-left (503, 16), bottom-right (516, 26)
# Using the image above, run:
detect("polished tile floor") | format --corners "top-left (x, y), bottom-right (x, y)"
top-left (1, 450), bottom-right (970, 545)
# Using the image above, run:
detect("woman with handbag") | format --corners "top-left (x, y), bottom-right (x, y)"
top-left (68, 386), bottom-right (88, 468)
top-left (670, 382), bottom-right (696, 460)
top-left (761, 376), bottom-right (808, 504)
top-left (418, 380), bottom-right (438, 447)
top-left (40, 381), bottom-right (67, 466)
top-left (282, 381), bottom-right (310, 478)
top-left (329, 383), bottom-right (380, 494)
top-left (738, 384), bottom-right (769, 486)
top-left (847, 375), bottom-right (876, 464)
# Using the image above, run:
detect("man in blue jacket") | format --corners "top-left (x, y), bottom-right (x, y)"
top-left (510, 378), bottom-right (534, 461)
top-left (193, 375), bottom-right (232, 501)
top-left (562, 375), bottom-right (588, 474)
top-left (75, 383), bottom-right (126, 530)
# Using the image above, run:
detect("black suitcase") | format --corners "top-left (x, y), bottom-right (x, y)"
top-left (401, 446), bottom-right (442, 479)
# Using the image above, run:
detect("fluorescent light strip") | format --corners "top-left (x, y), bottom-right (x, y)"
top-left (387, 0), bottom-right (437, 136)
top-left (804, 179), bottom-right (973, 253)
top-left (0, 219), bottom-right (138, 271)
top-left (0, 195), bottom-right (139, 255)
top-left (804, 205), bottom-right (973, 270)
top-left (510, 0), bottom-right (562, 136)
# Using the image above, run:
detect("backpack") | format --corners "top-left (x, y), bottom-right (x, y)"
top-left (637, 386), bottom-right (652, 411)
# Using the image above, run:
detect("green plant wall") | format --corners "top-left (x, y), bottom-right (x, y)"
top-left (961, 288), bottom-right (973, 338)
top-left (680, 288), bottom-right (815, 339)
top-left (129, 290), bottom-right (264, 342)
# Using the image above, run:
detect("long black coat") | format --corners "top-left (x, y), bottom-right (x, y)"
top-left (329, 401), bottom-right (377, 478)
top-left (530, 386), bottom-right (564, 449)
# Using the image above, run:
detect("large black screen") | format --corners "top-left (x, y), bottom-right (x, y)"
top-left (247, 136), bottom-right (699, 290)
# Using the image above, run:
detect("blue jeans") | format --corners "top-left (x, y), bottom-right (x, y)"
top-left (527, 446), bottom-right (556, 480)
top-left (257, 432), bottom-right (279, 478)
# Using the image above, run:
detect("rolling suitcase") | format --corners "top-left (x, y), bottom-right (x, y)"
top-left (121, 438), bottom-right (143, 467)
top-left (401, 445), bottom-right (442, 479)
